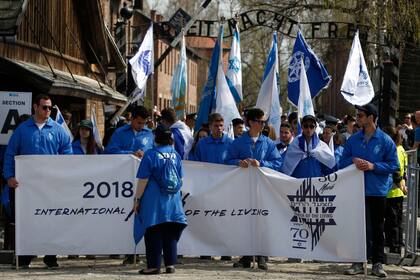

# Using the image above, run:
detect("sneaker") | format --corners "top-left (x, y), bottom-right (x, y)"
top-left (371, 263), bottom-right (387, 277)
top-left (344, 263), bottom-right (364, 275)
top-left (257, 256), bottom-right (268, 270)
top-left (233, 257), bottom-right (251, 268)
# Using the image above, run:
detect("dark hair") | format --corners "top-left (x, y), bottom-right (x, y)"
top-left (154, 125), bottom-right (174, 146)
top-left (191, 127), bottom-right (210, 154)
top-left (208, 113), bottom-right (224, 125)
top-left (288, 112), bottom-right (298, 124)
top-left (74, 125), bottom-right (97, 154)
top-left (280, 122), bottom-right (291, 129)
top-left (232, 118), bottom-right (244, 127)
top-left (160, 108), bottom-right (177, 124)
top-left (246, 108), bottom-right (265, 126)
top-left (34, 94), bottom-right (50, 105)
top-left (131, 106), bottom-right (150, 120)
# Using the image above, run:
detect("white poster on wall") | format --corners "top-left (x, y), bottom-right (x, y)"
top-left (0, 91), bottom-right (32, 145)
top-left (15, 155), bottom-right (366, 262)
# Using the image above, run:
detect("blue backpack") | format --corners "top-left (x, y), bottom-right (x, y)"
top-left (154, 149), bottom-right (182, 194)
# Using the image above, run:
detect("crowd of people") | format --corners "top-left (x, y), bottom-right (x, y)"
top-left (1, 94), bottom-right (420, 277)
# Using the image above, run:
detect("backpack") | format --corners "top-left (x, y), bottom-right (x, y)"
top-left (153, 149), bottom-right (182, 194)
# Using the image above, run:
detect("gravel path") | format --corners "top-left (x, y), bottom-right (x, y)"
top-left (0, 256), bottom-right (419, 279)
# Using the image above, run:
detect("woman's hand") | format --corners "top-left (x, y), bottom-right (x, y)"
top-left (133, 198), bottom-right (141, 214)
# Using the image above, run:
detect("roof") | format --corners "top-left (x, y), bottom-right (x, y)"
top-left (0, 57), bottom-right (127, 104)
top-left (0, 0), bottom-right (29, 40)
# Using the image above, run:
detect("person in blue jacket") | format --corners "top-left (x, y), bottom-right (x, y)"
top-left (340, 103), bottom-right (399, 278)
top-left (72, 119), bottom-right (103, 155)
top-left (3, 94), bottom-right (72, 268)
top-left (226, 108), bottom-right (282, 270)
top-left (281, 115), bottom-right (336, 178)
top-left (193, 113), bottom-right (233, 261)
top-left (194, 113), bottom-right (233, 164)
top-left (133, 125), bottom-right (187, 275)
top-left (105, 106), bottom-right (153, 158)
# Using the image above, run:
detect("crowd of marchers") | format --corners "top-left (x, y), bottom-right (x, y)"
top-left (1, 94), bottom-right (420, 278)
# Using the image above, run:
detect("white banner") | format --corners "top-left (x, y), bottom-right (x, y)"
top-left (15, 156), bottom-right (366, 262)
top-left (0, 91), bottom-right (32, 145)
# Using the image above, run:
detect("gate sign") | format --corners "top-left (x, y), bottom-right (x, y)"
top-left (0, 91), bottom-right (32, 145)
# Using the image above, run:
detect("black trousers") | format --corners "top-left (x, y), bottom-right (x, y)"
top-left (365, 196), bottom-right (386, 264)
top-left (144, 222), bottom-right (185, 268)
top-left (384, 196), bottom-right (404, 251)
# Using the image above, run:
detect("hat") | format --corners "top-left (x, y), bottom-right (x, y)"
top-left (186, 113), bottom-right (197, 120)
top-left (155, 124), bottom-right (172, 138)
top-left (79, 119), bottom-right (93, 129)
top-left (355, 103), bottom-right (378, 117)
top-left (301, 115), bottom-right (317, 124)
top-left (324, 115), bottom-right (339, 126)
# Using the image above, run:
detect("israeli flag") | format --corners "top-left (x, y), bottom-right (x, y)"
top-left (90, 107), bottom-right (103, 149)
top-left (340, 31), bottom-right (374, 105)
top-left (214, 27), bottom-right (241, 136)
top-left (288, 30), bottom-right (331, 106)
top-left (297, 59), bottom-right (315, 119)
top-left (226, 24), bottom-right (242, 103)
top-left (171, 33), bottom-right (188, 119)
top-left (195, 26), bottom-right (223, 131)
top-left (129, 24), bottom-right (154, 103)
top-left (54, 105), bottom-right (73, 142)
top-left (256, 32), bottom-right (282, 137)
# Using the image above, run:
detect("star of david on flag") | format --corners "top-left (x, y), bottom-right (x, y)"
top-left (129, 24), bottom-right (154, 103)
top-left (226, 24), bottom-right (242, 103)
top-left (288, 30), bottom-right (331, 107)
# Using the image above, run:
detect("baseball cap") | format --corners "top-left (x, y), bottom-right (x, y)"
top-left (355, 103), bottom-right (378, 117)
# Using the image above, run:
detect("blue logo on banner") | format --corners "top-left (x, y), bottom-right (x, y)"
top-left (287, 178), bottom-right (337, 251)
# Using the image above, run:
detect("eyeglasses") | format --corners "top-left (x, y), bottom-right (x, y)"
top-left (252, 119), bottom-right (266, 125)
top-left (42, 105), bottom-right (52, 111)
top-left (302, 124), bottom-right (316, 129)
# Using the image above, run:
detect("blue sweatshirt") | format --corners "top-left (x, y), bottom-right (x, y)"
top-left (105, 124), bottom-right (154, 154)
top-left (194, 133), bottom-right (233, 164)
top-left (339, 128), bottom-right (399, 196)
top-left (225, 132), bottom-right (282, 171)
top-left (3, 117), bottom-right (72, 179)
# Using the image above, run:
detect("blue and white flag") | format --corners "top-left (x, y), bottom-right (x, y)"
top-left (195, 26), bottom-right (223, 131)
top-left (297, 59), bottom-right (315, 120)
top-left (54, 105), bottom-right (73, 142)
top-left (288, 30), bottom-right (331, 106)
top-left (226, 24), bottom-right (242, 103)
top-left (214, 27), bottom-right (241, 136)
top-left (90, 107), bottom-right (103, 148)
top-left (129, 24), bottom-right (154, 103)
top-left (256, 32), bottom-right (282, 137)
top-left (340, 31), bottom-right (374, 105)
top-left (171, 33), bottom-right (188, 119)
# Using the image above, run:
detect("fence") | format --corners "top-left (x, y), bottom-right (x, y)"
top-left (400, 149), bottom-right (419, 266)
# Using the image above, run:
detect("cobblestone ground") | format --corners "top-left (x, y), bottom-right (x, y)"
top-left (0, 256), bottom-right (419, 280)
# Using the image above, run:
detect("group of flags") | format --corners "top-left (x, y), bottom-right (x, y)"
top-left (126, 22), bottom-right (374, 135)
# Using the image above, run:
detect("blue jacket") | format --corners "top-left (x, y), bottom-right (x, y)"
top-left (134, 145), bottom-right (187, 242)
top-left (225, 132), bottom-right (282, 171)
top-left (3, 117), bottom-right (72, 179)
top-left (339, 128), bottom-right (399, 196)
top-left (72, 140), bottom-right (102, 155)
top-left (194, 133), bottom-right (233, 164)
top-left (105, 124), bottom-right (154, 154)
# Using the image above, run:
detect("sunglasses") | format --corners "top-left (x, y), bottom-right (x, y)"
top-left (42, 105), bottom-right (53, 111)
top-left (302, 123), bottom-right (316, 129)
top-left (252, 119), bottom-right (266, 125)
